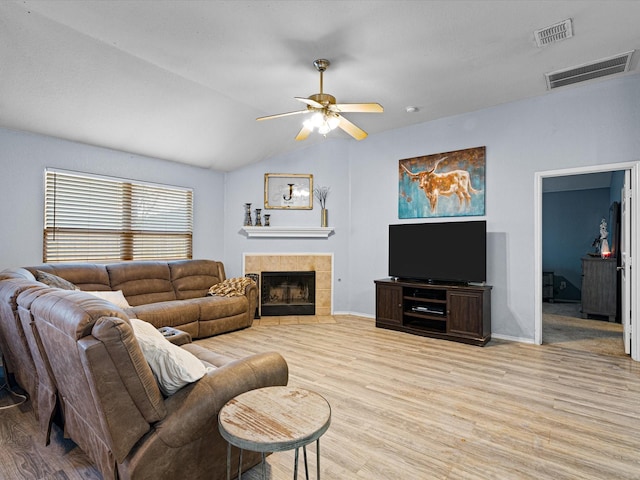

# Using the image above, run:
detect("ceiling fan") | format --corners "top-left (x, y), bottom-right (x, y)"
top-left (257, 59), bottom-right (383, 141)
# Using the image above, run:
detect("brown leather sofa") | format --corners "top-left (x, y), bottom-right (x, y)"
top-left (0, 278), bottom-right (59, 445)
top-left (2, 259), bottom-right (258, 339)
top-left (0, 278), bottom-right (45, 418)
top-left (26, 288), bottom-right (288, 479)
top-left (0, 260), bottom-right (289, 479)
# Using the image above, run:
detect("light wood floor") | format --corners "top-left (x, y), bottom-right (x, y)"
top-left (2, 315), bottom-right (640, 479)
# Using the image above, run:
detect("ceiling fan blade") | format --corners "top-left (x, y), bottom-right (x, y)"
top-left (256, 110), bottom-right (308, 121)
top-left (295, 124), bottom-right (313, 141)
top-left (295, 97), bottom-right (324, 109)
top-left (331, 103), bottom-right (384, 113)
top-left (338, 115), bottom-right (368, 140)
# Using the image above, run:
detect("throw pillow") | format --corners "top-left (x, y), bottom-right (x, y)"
top-left (208, 277), bottom-right (255, 297)
top-left (129, 318), bottom-right (209, 396)
top-left (35, 270), bottom-right (79, 290)
top-left (85, 290), bottom-right (131, 309)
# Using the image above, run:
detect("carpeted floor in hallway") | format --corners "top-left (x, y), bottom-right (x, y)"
top-left (542, 301), bottom-right (626, 357)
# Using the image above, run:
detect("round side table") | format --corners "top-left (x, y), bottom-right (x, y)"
top-left (218, 386), bottom-right (331, 480)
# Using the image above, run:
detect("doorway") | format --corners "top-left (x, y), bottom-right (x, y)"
top-left (534, 162), bottom-right (639, 361)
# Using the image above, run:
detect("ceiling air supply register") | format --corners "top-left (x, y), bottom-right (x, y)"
top-left (545, 51), bottom-right (635, 90)
top-left (533, 19), bottom-right (635, 90)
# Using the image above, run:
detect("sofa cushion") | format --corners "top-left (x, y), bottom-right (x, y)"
top-left (35, 270), bottom-right (78, 290)
top-left (91, 317), bottom-right (166, 423)
top-left (170, 259), bottom-right (224, 300)
top-left (85, 290), bottom-right (131, 309)
top-left (27, 264), bottom-right (111, 291)
top-left (31, 290), bottom-right (131, 340)
top-left (107, 262), bottom-right (176, 306)
top-left (130, 300), bottom-right (200, 329)
top-left (129, 318), bottom-right (210, 396)
top-left (0, 267), bottom-right (37, 281)
top-left (191, 295), bottom-right (248, 321)
top-left (182, 343), bottom-right (234, 368)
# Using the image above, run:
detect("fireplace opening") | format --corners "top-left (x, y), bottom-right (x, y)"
top-left (261, 271), bottom-right (315, 316)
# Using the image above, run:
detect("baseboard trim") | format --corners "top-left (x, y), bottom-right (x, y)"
top-left (491, 333), bottom-right (535, 344)
top-left (333, 310), bottom-right (374, 319)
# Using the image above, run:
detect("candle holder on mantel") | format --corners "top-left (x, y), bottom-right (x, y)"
top-left (264, 214), bottom-right (270, 226)
top-left (254, 208), bottom-right (262, 226)
top-left (243, 203), bottom-right (252, 226)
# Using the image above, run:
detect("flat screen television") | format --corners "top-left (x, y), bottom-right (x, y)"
top-left (388, 220), bottom-right (486, 284)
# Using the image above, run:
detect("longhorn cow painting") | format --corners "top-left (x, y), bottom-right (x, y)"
top-left (399, 146), bottom-right (485, 218)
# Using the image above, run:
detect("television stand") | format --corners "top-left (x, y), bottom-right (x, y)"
top-left (374, 278), bottom-right (491, 346)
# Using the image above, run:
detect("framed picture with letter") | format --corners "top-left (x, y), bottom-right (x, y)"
top-left (264, 173), bottom-right (313, 209)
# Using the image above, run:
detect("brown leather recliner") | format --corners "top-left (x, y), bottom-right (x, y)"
top-left (0, 278), bottom-right (43, 413)
top-left (0, 277), bottom-right (63, 445)
top-left (29, 288), bottom-right (289, 480)
top-left (17, 285), bottom-right (64, 445)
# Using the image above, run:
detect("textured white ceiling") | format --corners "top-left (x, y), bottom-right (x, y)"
top-left (1, 1), bottom-right (639, 171)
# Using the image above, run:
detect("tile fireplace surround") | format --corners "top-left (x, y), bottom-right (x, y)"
top-left (243, 253), bottom-right (333, 316)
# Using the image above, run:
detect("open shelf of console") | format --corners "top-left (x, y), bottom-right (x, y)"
top-left (374, 278), bottom-right (491, 346)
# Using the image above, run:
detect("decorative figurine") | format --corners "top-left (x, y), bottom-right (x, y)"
top-left (599, 218), bottom-right (610, 258)
top-left (243, 203), bottom-right (252, 226)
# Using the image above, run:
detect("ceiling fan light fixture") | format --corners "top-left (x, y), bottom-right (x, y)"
top-left (304, 111), bottom-right (340, 135)
top-left (309, 112), bottom-right (326, 128)
top-left (259, 58), bottom-right (381, 141)
top-left (317, 123), bottom-right (332, 135)
top-left (326, 113), bottom-right (340, 130)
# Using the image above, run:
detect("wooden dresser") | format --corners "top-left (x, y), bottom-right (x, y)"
top-left (580, 257), bottom-right (617, 322)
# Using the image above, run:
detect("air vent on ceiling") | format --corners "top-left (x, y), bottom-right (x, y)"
top-left (545, 51), bottom-right (635, 90)
top-left (534, 19), bottom-right (573, 47)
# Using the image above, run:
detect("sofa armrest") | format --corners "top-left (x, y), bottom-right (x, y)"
top-left (154, 351), bottom-right (288, 447)
top-left (243, 282), bottom-right (258, 322)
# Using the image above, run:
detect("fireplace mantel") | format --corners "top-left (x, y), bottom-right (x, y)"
top-left (241, 226), bottom-right (334, 238)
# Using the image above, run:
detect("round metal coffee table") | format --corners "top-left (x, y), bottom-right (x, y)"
top-left (218, 386), bottom-right (331, 480)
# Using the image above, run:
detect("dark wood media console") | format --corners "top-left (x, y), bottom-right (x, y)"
top-left (375, 278), bottom-right (491, 346)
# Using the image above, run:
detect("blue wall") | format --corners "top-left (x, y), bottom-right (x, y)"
top-left (542, 188), bottom-right (611, 301)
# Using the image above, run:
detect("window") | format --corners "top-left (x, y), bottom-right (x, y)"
top-left (44, 169), bottom-right (193, 263)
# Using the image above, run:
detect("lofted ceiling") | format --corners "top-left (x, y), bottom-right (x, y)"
top-left (1, 1), bottom-right (639, 171)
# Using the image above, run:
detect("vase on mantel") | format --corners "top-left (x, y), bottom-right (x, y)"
top-left (243, 203), bottom-right (252, 226)
top-left (321, 208), bottom-right (328, 228)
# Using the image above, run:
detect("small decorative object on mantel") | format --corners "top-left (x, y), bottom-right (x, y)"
top-left (243, 203), bottom-right (252, 226)
top-left (254, 208), bottom-right (262, 226)
top-left (314, 186), bottom-right (330, 228)
top-left (263, 214), bottom-right (270, 226)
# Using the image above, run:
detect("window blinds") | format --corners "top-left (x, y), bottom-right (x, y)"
top-left (44, 169), bottom-right (193, 263)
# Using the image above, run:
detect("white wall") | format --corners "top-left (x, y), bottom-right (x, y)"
top-left (2, 74), bottom-right (638, 342)
top-left (222, 139), bottom-right (353, 311)
top-left (225, 74), bottom-right (640, 340)
top-left (0, 128), bottom-right (225, 268)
